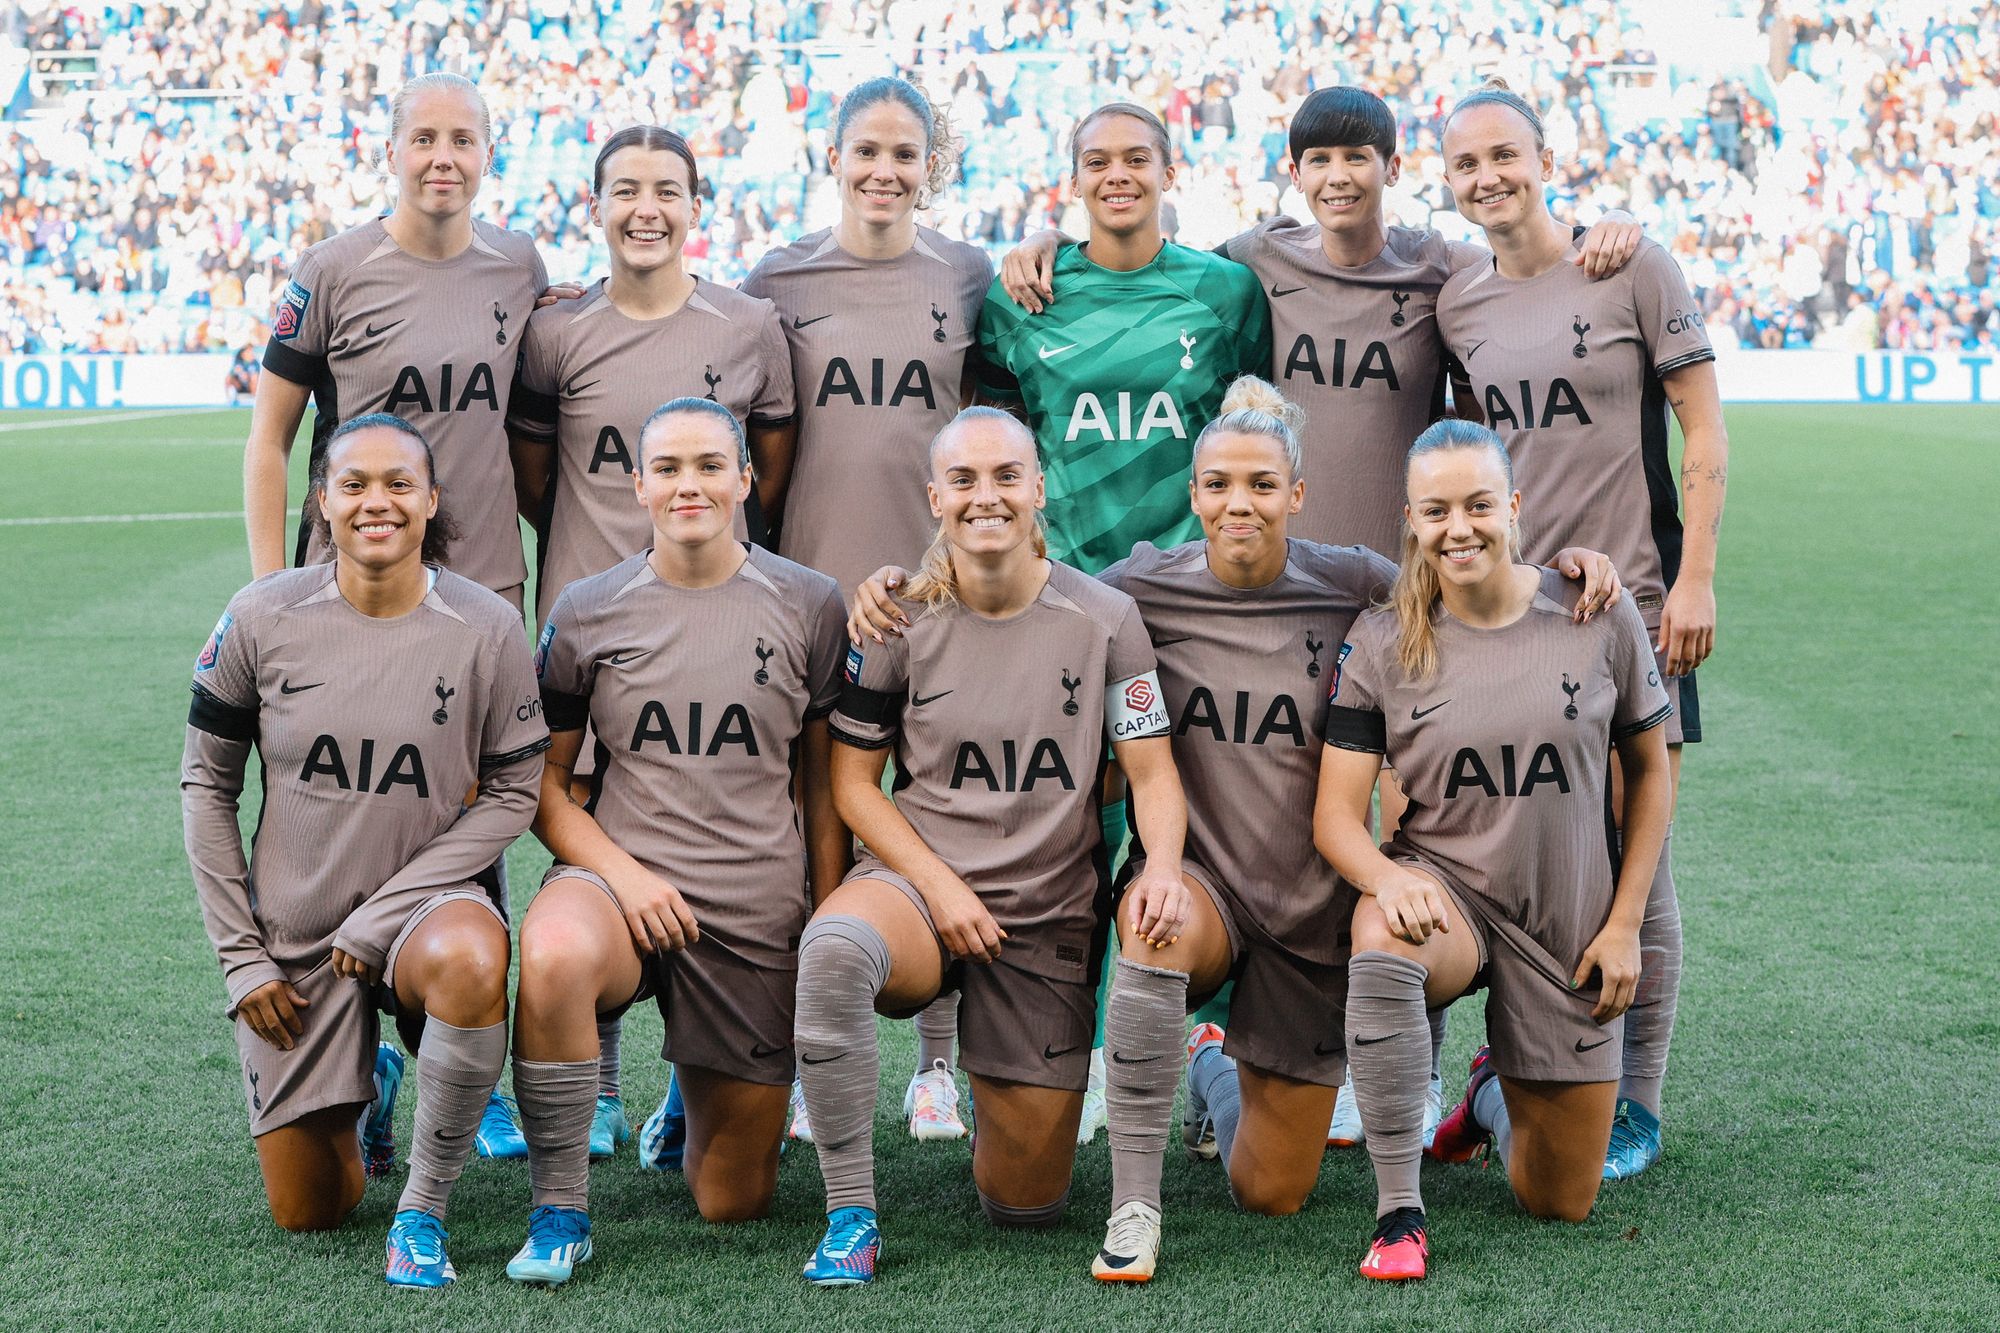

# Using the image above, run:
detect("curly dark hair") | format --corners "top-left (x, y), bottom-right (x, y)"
top-left (306, 413), bottom-right (459, 565)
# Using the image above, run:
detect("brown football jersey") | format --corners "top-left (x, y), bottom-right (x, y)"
top-left (1324, 568), bottom-right (1671, 952)
top-left (1437, 238), bottom-right (1716, 627)
top-left (1222, 218), bottom-right (1485, 556)
top-left (1098, 538), bottom-right (1395, 961)
top-left (829, 561), bottom-right (1167, 982)
top-left (535, 547), bottom-right (847, 967)
top-left (741, 226), bottom-right (994, 594)
top-left (180, 565), bottom-right (550, 1009)
top-left (262, 219), bottom-right (549, 596)
top-left (508, 278), bottom-right (796, 624)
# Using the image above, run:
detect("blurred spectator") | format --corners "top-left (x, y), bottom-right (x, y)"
top-left (0, 0), bottom-right (1993, 356)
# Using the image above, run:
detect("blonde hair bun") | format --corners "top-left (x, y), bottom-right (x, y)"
top-left (1218, 375), bottom-right (1307, 435)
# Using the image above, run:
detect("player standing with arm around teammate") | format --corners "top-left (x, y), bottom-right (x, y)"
top-left (506, 127), bottom-right (796, 1160)
top-left (244, 73), bottom-right (552, 610)
top-left (181, 415), bottom-right (549, 1286)
top-left (974, 101), bottom-right (1268, 1139)
top-left (501, 400), bottom-right (848, 1285)
top-left (742, 76), bottom-right (994, 1142)
top-left (1437, 80), bottom-right (1729, 1178)
top-left (793, 408), bottom-right (1187, 1287)
top-left (1315, 422), bottom-right (1672, 1281)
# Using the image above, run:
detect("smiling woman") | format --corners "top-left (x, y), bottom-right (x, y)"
top-left (242, 73), bottom-right (553, 611)
top-left (181, 411), bottom-right (550, 1286)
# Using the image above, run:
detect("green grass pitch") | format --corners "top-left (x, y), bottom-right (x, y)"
top-left (1, 404), bottom-right (1994, 1331)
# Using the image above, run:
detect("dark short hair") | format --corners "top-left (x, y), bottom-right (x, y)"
top-left (592, 125), bottom-right (701, 198)
top-left (311, 413), bottom-right (458, 564)
top-left (1289, 86), bottom-right (1397, 163)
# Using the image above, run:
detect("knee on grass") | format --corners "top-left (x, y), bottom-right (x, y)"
top-left (1511, 1175), bottom-right (1600, 1225)
top-left (1228, 1170), bottom-right (1311, 1218)
top-left (266, 1178), bottom-right (362, 1233)
top-left (978, 1186), bottom-right (1070, 1229)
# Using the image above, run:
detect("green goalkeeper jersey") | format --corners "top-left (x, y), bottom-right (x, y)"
top-left (975, 240), bottom-right (1271, 573)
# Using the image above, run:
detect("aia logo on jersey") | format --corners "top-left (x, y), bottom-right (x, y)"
top-left (1305, 632), bottom-right (1325, 678)
top-left (753, 638), bottom-right (774, 685)
top-left (300, 735), bottom-right (431, 797)
top-left (931, 304), bottom-right (949, 343)
top-left (384, 363), bottom-right (499, 414)
top-left (1124, 678), bottom-right (1156, 713)
top-left (817, 358), bottom-right (938, 410)
top-left (950, 738), bottom-right (1075, 792)
top-left (1060, 669), bottom-right (1082, 716)
top-left (1327, 642), bottom-right (1353, 700)
top-left (1571, 315), bottom-right (1591, 359)
top-left (1280, 336), bottom-right (1400, 392)
top-left (1175, 688), bottom-right (1307, 748)
top-left (272, 280), bottom-right (309, 342)
top-left (1444, 743), bottom-right (1571, 799)
top-left (1390, 291), bottom-right (1411, 326)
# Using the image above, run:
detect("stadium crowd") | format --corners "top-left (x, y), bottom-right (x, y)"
top-left (1, 0), bottom-right (1995, 357)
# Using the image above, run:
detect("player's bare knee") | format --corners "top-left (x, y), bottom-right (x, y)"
top-left (417, 926), bottom-right (509, 1023)
top-left (1516, 1177), bottom-right (1598, 1224)
top-left (1349, 902), bottom-right (1418, 958)
top-left (267, 1191), bottom-right (352, 1233)
top-left (1229, 1169), bottom-right (1309, 1217)
top-left (693, 1175), bottom-right (775, 1224)
top-left (517, 913), bottom-right (608, 992)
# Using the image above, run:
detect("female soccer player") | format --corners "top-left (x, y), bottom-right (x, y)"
top-left (506, 126), bottom-right (797, 1156)
top-left (742, 76), bottom-right (994, 1142)
top-left (795, 408), bottom-right (1187, 1286)
top-left (1315, 420), bottom-right (1673, 1281)
top-left (509, 124), bottom-right (796, 626)
top-left (182, 414), bottom-right (549, 1286)
top-left (1436, 80), bottom-right (1729, 1177)
top-left (504, 399), bottom-right (847, 1284)
top-left (975, 100), bottom-right (1269, 1137)
top-left (1001, 86), bottom-right (1639, 556)
top-left (850, 382), bottom-right (1618, 1282)
top-left (244, 73), bottom-right (552, 610)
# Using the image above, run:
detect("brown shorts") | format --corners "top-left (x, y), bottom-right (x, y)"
top-left (1124, 858), bottom-right (1348, 1087)
top-left (547, 865), bottom-right (796, 1086)
top-left (1394, 855), bottom-right (1623, 1084)
top-left (1654, 646), bottom-right (1700, 746)
top-left (237, 887), bottom-right (501, 1136)
top-left (847, 857), bottom-right (1100, 1093)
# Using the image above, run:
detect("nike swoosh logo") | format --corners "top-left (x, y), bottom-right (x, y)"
top-left (1462, 339), bottom-right (1488, 360)
top-left (1352, 1032), bottom-right (1400, 1047)
top-left (910, 690), bottom-right (953, 707)
top-left (793, 314), bottom-right (832, 329)
top-left (800, 1052), bottom-right (845, 1065)
top-left (1109, 1051), bottom-right (1162, 1065)
top-left (563, 373), bottom-right (600, 396)
top-left (606, 650), bottom-right (650, 665)
top-left (1038, 342), bottom-right (1077, 360)
top-left (434, 1126), bottom-right (475, 1143)
top-left (1150, 635), bottom-right (1192, 648)
top-left (1043, 1044), bottom-right (1078, 1060)
top-left (1410, 700), bottom-right (1451, 720)
top-left (1269, 283), bottom-right (1305, 297)
top-left (749, 1042), bottom-right (785, 1059)
top-left (1575, 1036), bottom-right (1612, 1053)
top-left (280, 680), bottom-right (324, 694)
top-left (365, 319), bottom-right (404, 338)
top-left (1313, 1040), bottom-right (1341, 1056)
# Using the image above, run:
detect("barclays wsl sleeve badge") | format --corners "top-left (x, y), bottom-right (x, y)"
top-left (272, 280), bottom-right (310, 341)
top-left (196, 612), bottom-right (233, 671)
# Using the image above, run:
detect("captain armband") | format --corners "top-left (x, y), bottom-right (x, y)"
top-left (1106, 671), bottom-right (1170, 741)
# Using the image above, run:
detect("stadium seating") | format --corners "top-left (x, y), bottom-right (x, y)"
top-left (0, 0), bottom-right (1992, 356)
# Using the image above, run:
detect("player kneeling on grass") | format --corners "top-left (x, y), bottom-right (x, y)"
top-left (856, 382), bottom-right (1620, 1280)
top-left (795, 408), bottom-right (1189, 1286)
top-left (1313, 421), bottom-right (1672, 1281)
top-left (508, 399), bottom-right (849, 1284)
top-left (181, 414), bottom-right (549, 1287)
